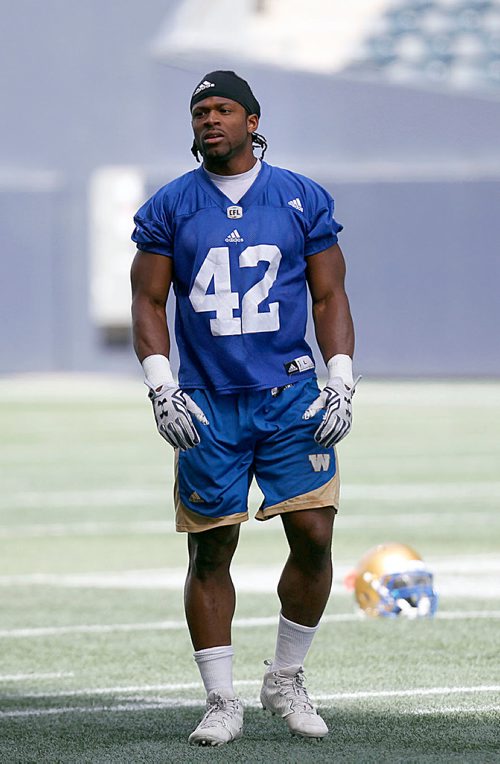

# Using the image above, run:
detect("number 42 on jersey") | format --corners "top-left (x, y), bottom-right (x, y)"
top-left (189, 245), bottom-right (282, 337)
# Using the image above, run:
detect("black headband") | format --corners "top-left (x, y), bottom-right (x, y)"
top-left (190, 70), bottom-right (261, 117)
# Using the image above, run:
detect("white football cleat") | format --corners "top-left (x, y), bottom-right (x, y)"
top-left (188, 690), bottom-right (244, 747)
top-left (260, 661), bottom-right (328, 739)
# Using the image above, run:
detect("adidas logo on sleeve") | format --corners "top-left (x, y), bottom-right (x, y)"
top-left (287, 197), bottom-right (303, 212)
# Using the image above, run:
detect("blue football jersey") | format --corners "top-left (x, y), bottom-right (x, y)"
top-left (132, 161), bottom-right (342, 393)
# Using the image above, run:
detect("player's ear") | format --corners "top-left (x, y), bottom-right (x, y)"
top-left (247, 113), bottom-right (259, 134)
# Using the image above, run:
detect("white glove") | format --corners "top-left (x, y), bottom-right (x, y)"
top-left (142, 354), bottom-right (209, 451)
top-left (148, 383), bottom-right (208, 451)
top-left (303, 355), bottom-right (360, 448)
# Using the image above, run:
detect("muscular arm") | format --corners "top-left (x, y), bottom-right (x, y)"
top-left (306, 243), bottom-right (355, 363)
top-left (130, 251), bottom-right (173, 362)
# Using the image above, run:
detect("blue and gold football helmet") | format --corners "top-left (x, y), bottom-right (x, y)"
top-left (351, 542), bottom-right (438, 618)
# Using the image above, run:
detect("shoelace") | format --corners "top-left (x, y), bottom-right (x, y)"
top-left (201, 695), bottom-right (239, 726)
top-left (276, 670), bottom-right (316, 713)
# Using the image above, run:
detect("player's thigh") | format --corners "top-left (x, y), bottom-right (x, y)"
top-left (175, 389), bottom-right (253, 533)
top-left (254, 379), bottom-right (339, 521)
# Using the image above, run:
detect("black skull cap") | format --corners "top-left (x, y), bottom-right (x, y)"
top-left (190, 70), bottom-right (261, 117)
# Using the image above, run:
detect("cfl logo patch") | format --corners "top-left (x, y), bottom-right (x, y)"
top-left (308, 454), bottom-right (331, 472)
top-left (227, 205), bottom-right (243, 219)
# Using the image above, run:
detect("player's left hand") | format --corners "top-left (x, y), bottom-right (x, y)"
top-left (302, 376), bottom-right (361, 447)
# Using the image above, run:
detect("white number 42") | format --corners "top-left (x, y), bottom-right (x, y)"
top-left (189, 244), bottom-right (282, 336)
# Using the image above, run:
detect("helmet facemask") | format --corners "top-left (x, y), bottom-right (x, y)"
top-left (361, 567), bottom-right (438, 618)
top-left (352, 543), bottom-right (439, 619)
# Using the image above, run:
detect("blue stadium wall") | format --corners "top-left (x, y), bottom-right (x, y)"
top-left (1, 0), bottom-right (499, 376)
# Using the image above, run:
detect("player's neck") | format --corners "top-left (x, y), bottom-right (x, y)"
top-left (203, 153), bottom-right (257, 177)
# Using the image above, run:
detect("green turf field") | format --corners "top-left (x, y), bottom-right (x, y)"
top-left (1, 376), bottom-right (499, 763)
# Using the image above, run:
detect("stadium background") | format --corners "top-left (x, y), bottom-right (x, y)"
top-left (1, 2), bottom-right (499, 762)
top-left (2, 0), bottom-right (499, 376)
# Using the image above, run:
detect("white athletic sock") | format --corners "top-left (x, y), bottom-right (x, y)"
top-left (193, 645), bottom-right (235, 698)
top-left (271, 612), bottom-right (320, 671)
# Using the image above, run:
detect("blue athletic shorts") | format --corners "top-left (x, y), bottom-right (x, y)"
top-left (174, 378), bottom-right (339, 533)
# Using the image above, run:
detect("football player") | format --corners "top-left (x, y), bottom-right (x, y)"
top-left (131, 70), bottom-right (357, 746)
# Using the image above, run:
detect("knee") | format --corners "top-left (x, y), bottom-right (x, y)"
top-left (188, 526), bottom-right (239, 579)
top-left (299, 531), bottom-right (332, 570)
top-left (286, 510), bottom-right (334, 570)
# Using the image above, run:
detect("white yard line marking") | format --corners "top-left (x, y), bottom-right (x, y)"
top-left (0, 621), bottom-right (187, 638)
top-left (0, 610), bottom-right (499, 639)
top-left (407, 704), bottom-right (500, 715)
top-left (0, 521), bottom-right (176, 538)
top-left (1, 686), bottom-right (499, 719)
top-left (338, 512), bottom-right (500, 527)
top-left (435, 610), bottom-right (500, 619)
top-left (0, 489), bottom-right (168, 510)
top-left (1, 482), bottom-right (500, 512)
top-left (0, 614), bottom-right (354, 638)
top-left (1, 679), bottom-right (262, 700)
top-left (0, 702), bottom-right (196, 718)
top-left (0, 672), bottom-right (74, 682)
top-left (1, 509), bottom-right (499, 538)
top-left (1, 556), bottom-right (499, 598)
top-left (342, 483), bottom-right (500, 502)
top-left (314, 686), bottom-right (500, 701)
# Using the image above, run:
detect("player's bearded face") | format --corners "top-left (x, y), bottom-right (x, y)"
top-left (191, 97), bottom-right (256, 162)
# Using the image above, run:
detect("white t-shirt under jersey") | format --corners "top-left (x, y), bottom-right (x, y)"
top-left (205, 159), bottom-right (261, 203)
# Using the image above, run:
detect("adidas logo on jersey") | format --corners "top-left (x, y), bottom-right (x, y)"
top-left (225, 229), bottom-right (244, 243)
top-left (189, 491), bottom-right (205, 503)
top-left (192, 80), bottom-right (215, 96)
top-left (308, 454), bottom-right (331, 472)
top-left (284, 355), bottom-right (315, 375)
top-left (288, 197), bottom-right (303, 212)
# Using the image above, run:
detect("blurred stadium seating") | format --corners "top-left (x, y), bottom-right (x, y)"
top-left (348, 0), bottom-right (500, 91)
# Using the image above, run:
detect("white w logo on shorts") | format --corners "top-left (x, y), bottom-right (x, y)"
top-left (308, 454), bottom-right (331, 472)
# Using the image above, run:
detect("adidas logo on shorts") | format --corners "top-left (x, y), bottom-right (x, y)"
top-left (189, 491), bottom-right (205, 503)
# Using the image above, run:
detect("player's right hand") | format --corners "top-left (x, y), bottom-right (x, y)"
top-left (148, 383), bottom-right (209, 450)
